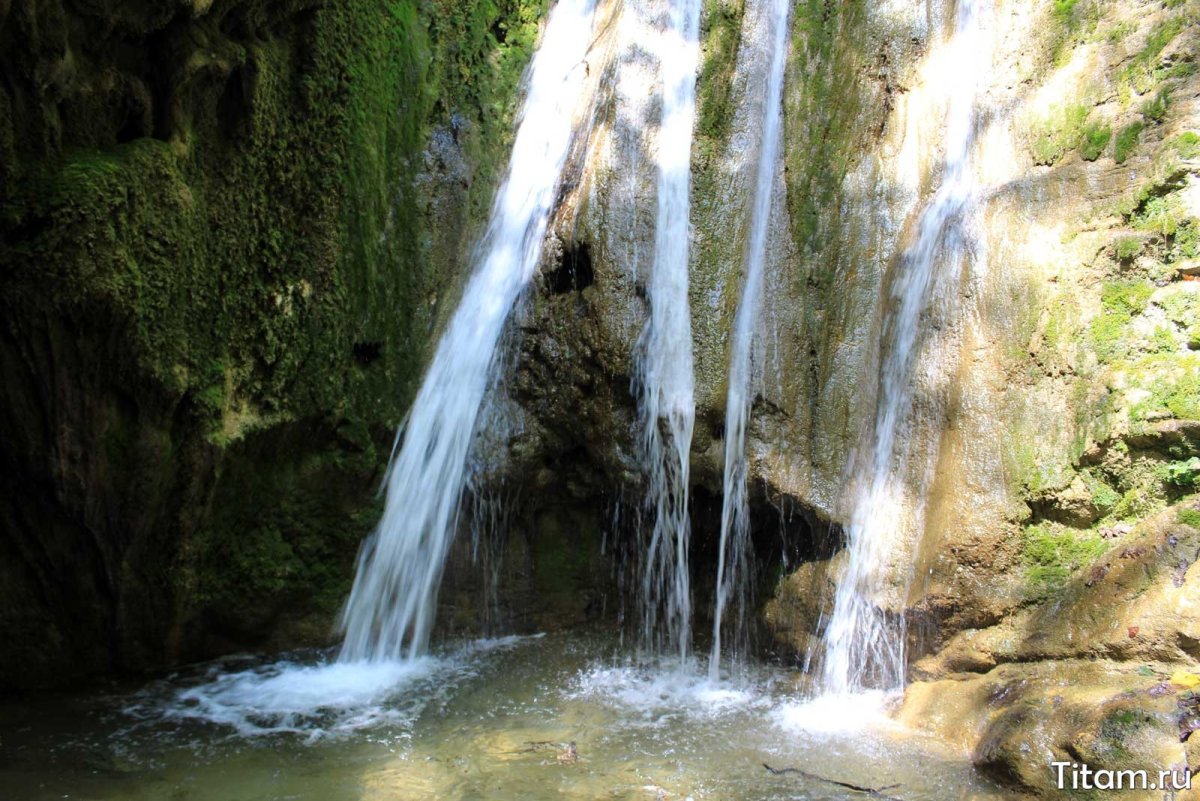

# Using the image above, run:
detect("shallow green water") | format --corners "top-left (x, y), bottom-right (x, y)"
top-left (0, 631), bottom-right (1002, 800)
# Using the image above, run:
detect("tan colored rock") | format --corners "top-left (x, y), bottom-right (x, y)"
top-left (762, 554), bottom-right (841, 657)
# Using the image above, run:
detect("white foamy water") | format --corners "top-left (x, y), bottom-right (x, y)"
top-left (158, 658), bottom-right (443, 738)
top-left (818, 0), bottom-right (989, 697)
top-left (338, 0), bottom-right (599, 663)
top-left (142, 636), bottom-right (537, 740)
top-left (636, 0), bottom-right (701, 665)
top-left (709, 0), bottom-right (792, 681)
top-left (772, 691), bottom-right (897, 736)
top-left (573, 659), bottom-right (768, 726)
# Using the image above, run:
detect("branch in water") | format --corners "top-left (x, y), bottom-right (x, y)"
top-left (762, 763), bottom-right (905, 800)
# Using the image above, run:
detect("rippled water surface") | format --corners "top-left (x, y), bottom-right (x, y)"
top-left (1, 631), bottom-right (1003, 800)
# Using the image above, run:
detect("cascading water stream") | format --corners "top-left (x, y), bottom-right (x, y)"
top-left (708, 0), bottom-right (791, 681)
top-left (635, 0), bottom-right (701, 665)
top-left (338, 0), bottom-right (599, 663)
top-left (818, 0), bottom-right (987, 696)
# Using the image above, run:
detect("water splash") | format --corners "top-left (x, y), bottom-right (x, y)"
top-left (635, 0), bottom-right (701, 664)
top-left (708, 0), bottom-right (792, 682)
top-left (338, 0), bottom-right (599, 663)
top-left (136, 637), bottom-right (536, 741)
top-left (818, 0), bottom-right (988, 696)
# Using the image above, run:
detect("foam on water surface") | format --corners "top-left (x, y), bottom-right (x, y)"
top-left (132, 635), bottom-right (538, 741)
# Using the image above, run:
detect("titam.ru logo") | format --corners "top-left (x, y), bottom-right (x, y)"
top-left (1052, 762), bottom-right (1193, 793)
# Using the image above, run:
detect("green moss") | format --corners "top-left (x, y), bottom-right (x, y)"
top-left (1089, 280), bottom-right (1154, 362)
top-left (0, 0), bottom-right (550, 656)
top-left (1114, 122), bottom-right (1144, 164)
top-left (1134, 195), bottom-right (1182, 237)
top-left (1047, 0), bottom-right (1102, 65)
top-left (1166, 370), bottom-right (1200, 419)
top-left (1030, 104), bottom-right (1089, 166)
top-left (1084, 470), bottom-right (1121, 511)
top-left (694, 0), bottom-right (745, 160)
top-left (784, 0), bottom-right (869, 254)
top-left (1170, 132), bottom-right (1200, 160)
top-left (1021, 522), bottom-right (1109, 596)
top-left (1177, 220), bottom-right (1200, 261)
top-left (1120, 16), bottom-right (1187, 95)
top-left (1141, 88), bottom-right (1171, 124)
top-left (1152, 325), bottom-right (1179, 353)
top-left (1178, 507), bottom-right (1200, 527)
top-left (1080, 122), bottom-right (1112, 161)
top-left (1097, 706), bottom-right (1158, 761)
top-left (1105, 20), bottom-right (1135, 43)
top-left (1111, 484), bottom-right (1163, 521)
top-left (1114, 236), bottom-right (1143, 261)
top-left (1161, 292), bottom-right (1200, 327)
top-left (1089, 312), bottom-right (1129, 363)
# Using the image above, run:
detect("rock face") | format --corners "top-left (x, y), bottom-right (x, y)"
top-left (485, 0), bottom-right (1200, 792)
top-left (0, 0), bottom-right (550, 686)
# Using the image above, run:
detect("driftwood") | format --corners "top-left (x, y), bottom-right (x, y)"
top-left (763, 763), bottom-right (905, 800)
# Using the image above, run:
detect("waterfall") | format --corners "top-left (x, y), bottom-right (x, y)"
top-left (818, 0), bottom-right (986, 695)
top-left (337, 0), bottom-right (598, 663)
top-left (708, 0), bottom-right (791, 681)
top-left (635, 0), bottom-right (701, 663)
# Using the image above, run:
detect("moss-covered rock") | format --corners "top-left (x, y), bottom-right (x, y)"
top-left (0, 0), bottom-right (546, 687)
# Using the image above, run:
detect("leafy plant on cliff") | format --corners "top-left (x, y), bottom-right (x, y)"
top-left (1163, 458), bottom-right (1200, 487)
top-left (1114, 236), bottom-right (1143, 262)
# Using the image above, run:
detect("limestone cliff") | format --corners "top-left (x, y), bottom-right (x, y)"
top-left (492, 0), bottom-right (1200, 793)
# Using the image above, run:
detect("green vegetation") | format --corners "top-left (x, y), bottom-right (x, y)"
top-left (1105, 20), bottom-right (1135, 43)
top-left (1114, 122), bottom-right (1144, 164)
top-left (1177, 220), bottom-right (1200, 261)
top-left (1178, 507), bottom-right (1200, 528)
top-left (694, 0), bottom-right (745, 161)
top-left (1152, 325), bottom-right (1179, 353)
top-left (1114, 236), bottom-right (1143, 261)
top-left (1030, 104), bottom-right (1089, 165)
top-left (1088, 280), bottom-right (1159, 363)
top-left (1141, 88), bottom-right (1171, 123)
top-left (1166, 371), bottom-right (1200, 418)
top-left (1120, 16), bottom-right (1188, 95)
top-left (0, 0), bottom-right (551, 665)
top-left (1080, 122), bottom-right (1112, 161)
top-left (1021, 522), bottom-right (1108, 596)
top-left (784, 0), bottom-right (869, 254)
top-left (1133, 194), bottom-right (1183, 237)
top-left (1163, 457), bottom-right (1200, 487)
top-left (1047, 0), bottom-right (1102, 65)
top-left (1111, 484), bottom-right (1164, 521)
top-left (1124, 353), bottom-right (1200, 422)
top-left (1083, 470), bottom-right (1121, 511)
top-left (1172, 132), bottom-right (1200, 159)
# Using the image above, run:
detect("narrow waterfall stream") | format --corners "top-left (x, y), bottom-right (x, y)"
top-left (101, 0), bottom-right (604, 732)
top-left (817, 0), bottom-right (987, 698)
top-left (708, 0), bottom-right (791, 681)
top-left (338, 0), bottom-right (599, 663)
top-left (634, 0), bottom-right (701, 663)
